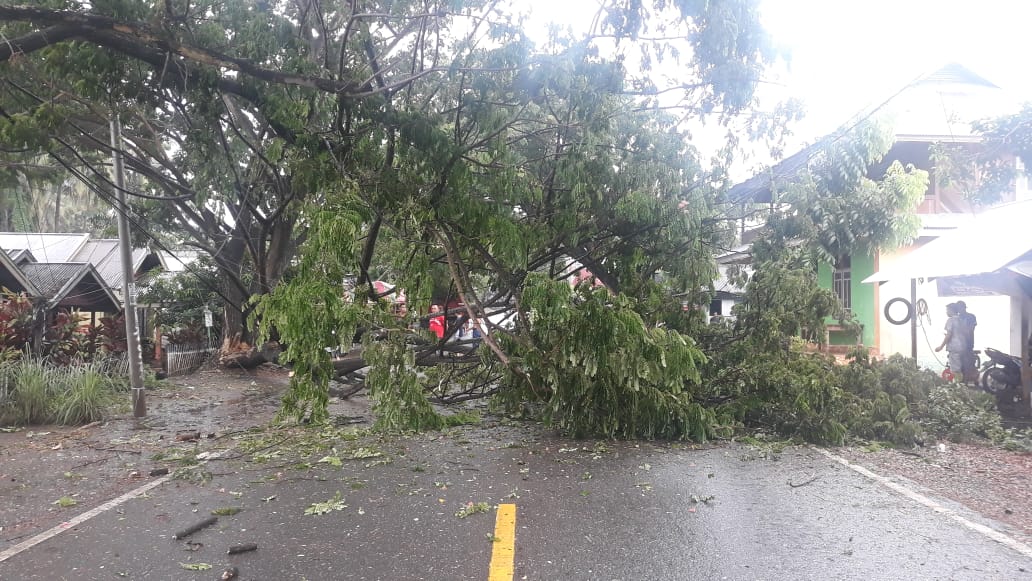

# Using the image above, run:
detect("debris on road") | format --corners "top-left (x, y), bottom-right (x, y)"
top-left (227, 543), bottom-right (258, 555)
top-left (172, 516), bottom-right (218, 539)
top-left (788, 474), bottom-right (820, 488)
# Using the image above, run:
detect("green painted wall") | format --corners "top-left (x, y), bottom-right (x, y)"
top-left (817, 254), bottom-right (877, 346)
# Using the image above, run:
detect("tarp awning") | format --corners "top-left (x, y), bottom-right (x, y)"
top-left (863, 200), bottom-right (1032, 284)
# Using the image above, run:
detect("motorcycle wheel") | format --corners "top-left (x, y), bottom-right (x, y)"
top-left (980, 368), bottom-right (1013, 394)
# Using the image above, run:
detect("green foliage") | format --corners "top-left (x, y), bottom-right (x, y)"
top-left (52, 362), bottom-right (115, 425)
top-left (719, 349), bottom-right (850, 445)
top-left (365, 334), bottom-right (445, 433)
top-left (139, 258), bottom-right (222, 333)
top-left (304, 491), bottom-right (347, 516)
top-left (729, 249), bottom-right (845, 350)
top-left (12, 357), bottom-right (51, 425)
top-left (934, 105), bottom-right (1032, 204)
top-left (766, 118), bottom-right (928, 263)
top-left (455, 501), bottom-right (491, 518)
top-left (0, 358), bottom-right (122, 426)
top-left (253, 190), bottom-right (367, 424)
top-left (0, 0), bottom-right (952, 446)
top-left (499, 275), bottom-right (713, 440)
top-left (915, 384), bottom-right (1006, 443)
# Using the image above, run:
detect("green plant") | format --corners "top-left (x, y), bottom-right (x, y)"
top-left (916, 384), bottom-right (1006, 443)
top-left (13, 358), bottom-right (53, 424)
top-left (53, 363), bottom-right (113, 425)
top-left (304, 491), bottom-right (347, 516)
top-left (365, 334), bottom-right (445, 432)
top-left (499, 276), bottom-right (712, 440)
top-left (454, 501), bottom-right (491, 518)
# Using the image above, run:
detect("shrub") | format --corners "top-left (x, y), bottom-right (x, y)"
top-left (0, 358), bottom-right (123, 426)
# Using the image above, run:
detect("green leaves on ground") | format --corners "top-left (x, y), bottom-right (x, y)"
top-left (304, 492), bottom-right (347, 516)
top-left (455, 502), bottom-right (491, 518)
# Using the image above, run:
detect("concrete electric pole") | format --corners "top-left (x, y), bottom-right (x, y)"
top-left (110, 116), bottom-right (146, 418)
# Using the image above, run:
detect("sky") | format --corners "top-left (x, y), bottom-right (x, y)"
top-left (521, 0), bottom-right (1032, 157)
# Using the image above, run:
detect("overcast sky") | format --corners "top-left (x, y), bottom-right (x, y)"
top-left (522, 0), bottom-right (1032, 155)
top-left (760, 0), bottom-right (1032, 141)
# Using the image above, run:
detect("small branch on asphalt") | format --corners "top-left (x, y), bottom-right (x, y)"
top-left (172, 516), bottom-right (218, 539)
top-left (227, 543), bottom-right (258, 555)
top-left (86, 445), bottom-right (142, 454)
top-left (788, 474), bottom-right (820, 488)
top-left (72, 456), bottom-right (111, 469)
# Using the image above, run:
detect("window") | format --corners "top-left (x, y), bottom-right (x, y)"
top-left (832, 256), bottom-right (851, 311)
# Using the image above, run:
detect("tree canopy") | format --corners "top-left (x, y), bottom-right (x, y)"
top-left (0, 0), bottom-right (936, 441)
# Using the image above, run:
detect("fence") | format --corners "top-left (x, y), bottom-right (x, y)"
top-left (165, 336), bottom-right (220, 377)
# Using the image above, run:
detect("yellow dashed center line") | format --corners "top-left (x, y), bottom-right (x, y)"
top-left (488, 503), bottom-right (516, 581)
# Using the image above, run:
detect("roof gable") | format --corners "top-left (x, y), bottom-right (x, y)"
top-left (19, 262), bottom-right (120, 312)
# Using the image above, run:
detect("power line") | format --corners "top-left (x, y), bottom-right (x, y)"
top-left (42, 149), bottom-right (241, 310)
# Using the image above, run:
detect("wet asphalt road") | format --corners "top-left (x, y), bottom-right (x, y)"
top-left (2, 425), bottom-right (1030, 581)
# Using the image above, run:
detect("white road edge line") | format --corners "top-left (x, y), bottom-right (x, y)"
top-left (0, 450), bottom-right (225, 564)
top-left (816, 447), bottom-right (1032, 560)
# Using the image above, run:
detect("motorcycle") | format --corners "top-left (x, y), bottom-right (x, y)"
top-left (979, 347), bottom-right (1023, 393)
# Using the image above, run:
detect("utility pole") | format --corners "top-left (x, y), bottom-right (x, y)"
top-left (110, 116), bottom-right (146, 417)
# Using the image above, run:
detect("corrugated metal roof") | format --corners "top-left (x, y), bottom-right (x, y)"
top-left (69, 240), bottom-right (155, 289)
top-left (915, 62), bottom-right (998, 88)
top-left (6, 248), bottom-right (35, 264)
top-left (864, 200), bottom-right (1032, 283)
top-left (18, 262), bottom-right (120, 311)
top-left (19, 263), bottom-right (91, 299)
top-left (0, 233), bottom-right (89, 262)
top-left (157, 249), bottom-right (200, 273)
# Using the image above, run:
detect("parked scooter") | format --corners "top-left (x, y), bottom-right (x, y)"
top-left (979, 347), bottom-right (1023, 393)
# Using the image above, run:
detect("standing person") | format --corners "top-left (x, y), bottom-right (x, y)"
top-left (955, 300), bottom-right (978, 382)
top-left (467, 316), bottom-right (483, 349)
top-left (935, 303), bottom-right (966, 380)
top-left (429, 304), bottom-right (445, 340)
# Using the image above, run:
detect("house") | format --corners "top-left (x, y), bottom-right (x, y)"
top-left (0, 233), bottom-right (163, 348)
top-left (863, 200), bottom-right (1032, 416)
top-left (727, 63), bottom-right (1023, 366)
top-left (0, 233), bottom-right (162, 303)
top-left (0, 250), bottom-right (120, 315)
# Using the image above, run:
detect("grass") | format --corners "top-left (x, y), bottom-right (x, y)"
top-left (0, 358), bottom-right (122, 426)
top-left (14, 358), bottom-right (52, 425)
top-left (53, 363), bottom-right (113, 425)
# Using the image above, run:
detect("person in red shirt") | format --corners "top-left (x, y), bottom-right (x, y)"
top-left (429, 304), bottom-right (445, 339)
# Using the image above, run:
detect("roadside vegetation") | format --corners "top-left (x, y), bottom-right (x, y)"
top-left (0, 358), bottom-right (128, 426)
top-left (0, 292), bottom-right (131, 427)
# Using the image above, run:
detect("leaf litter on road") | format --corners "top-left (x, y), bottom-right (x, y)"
top-left (304, 491), bottom-right (347, 515)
